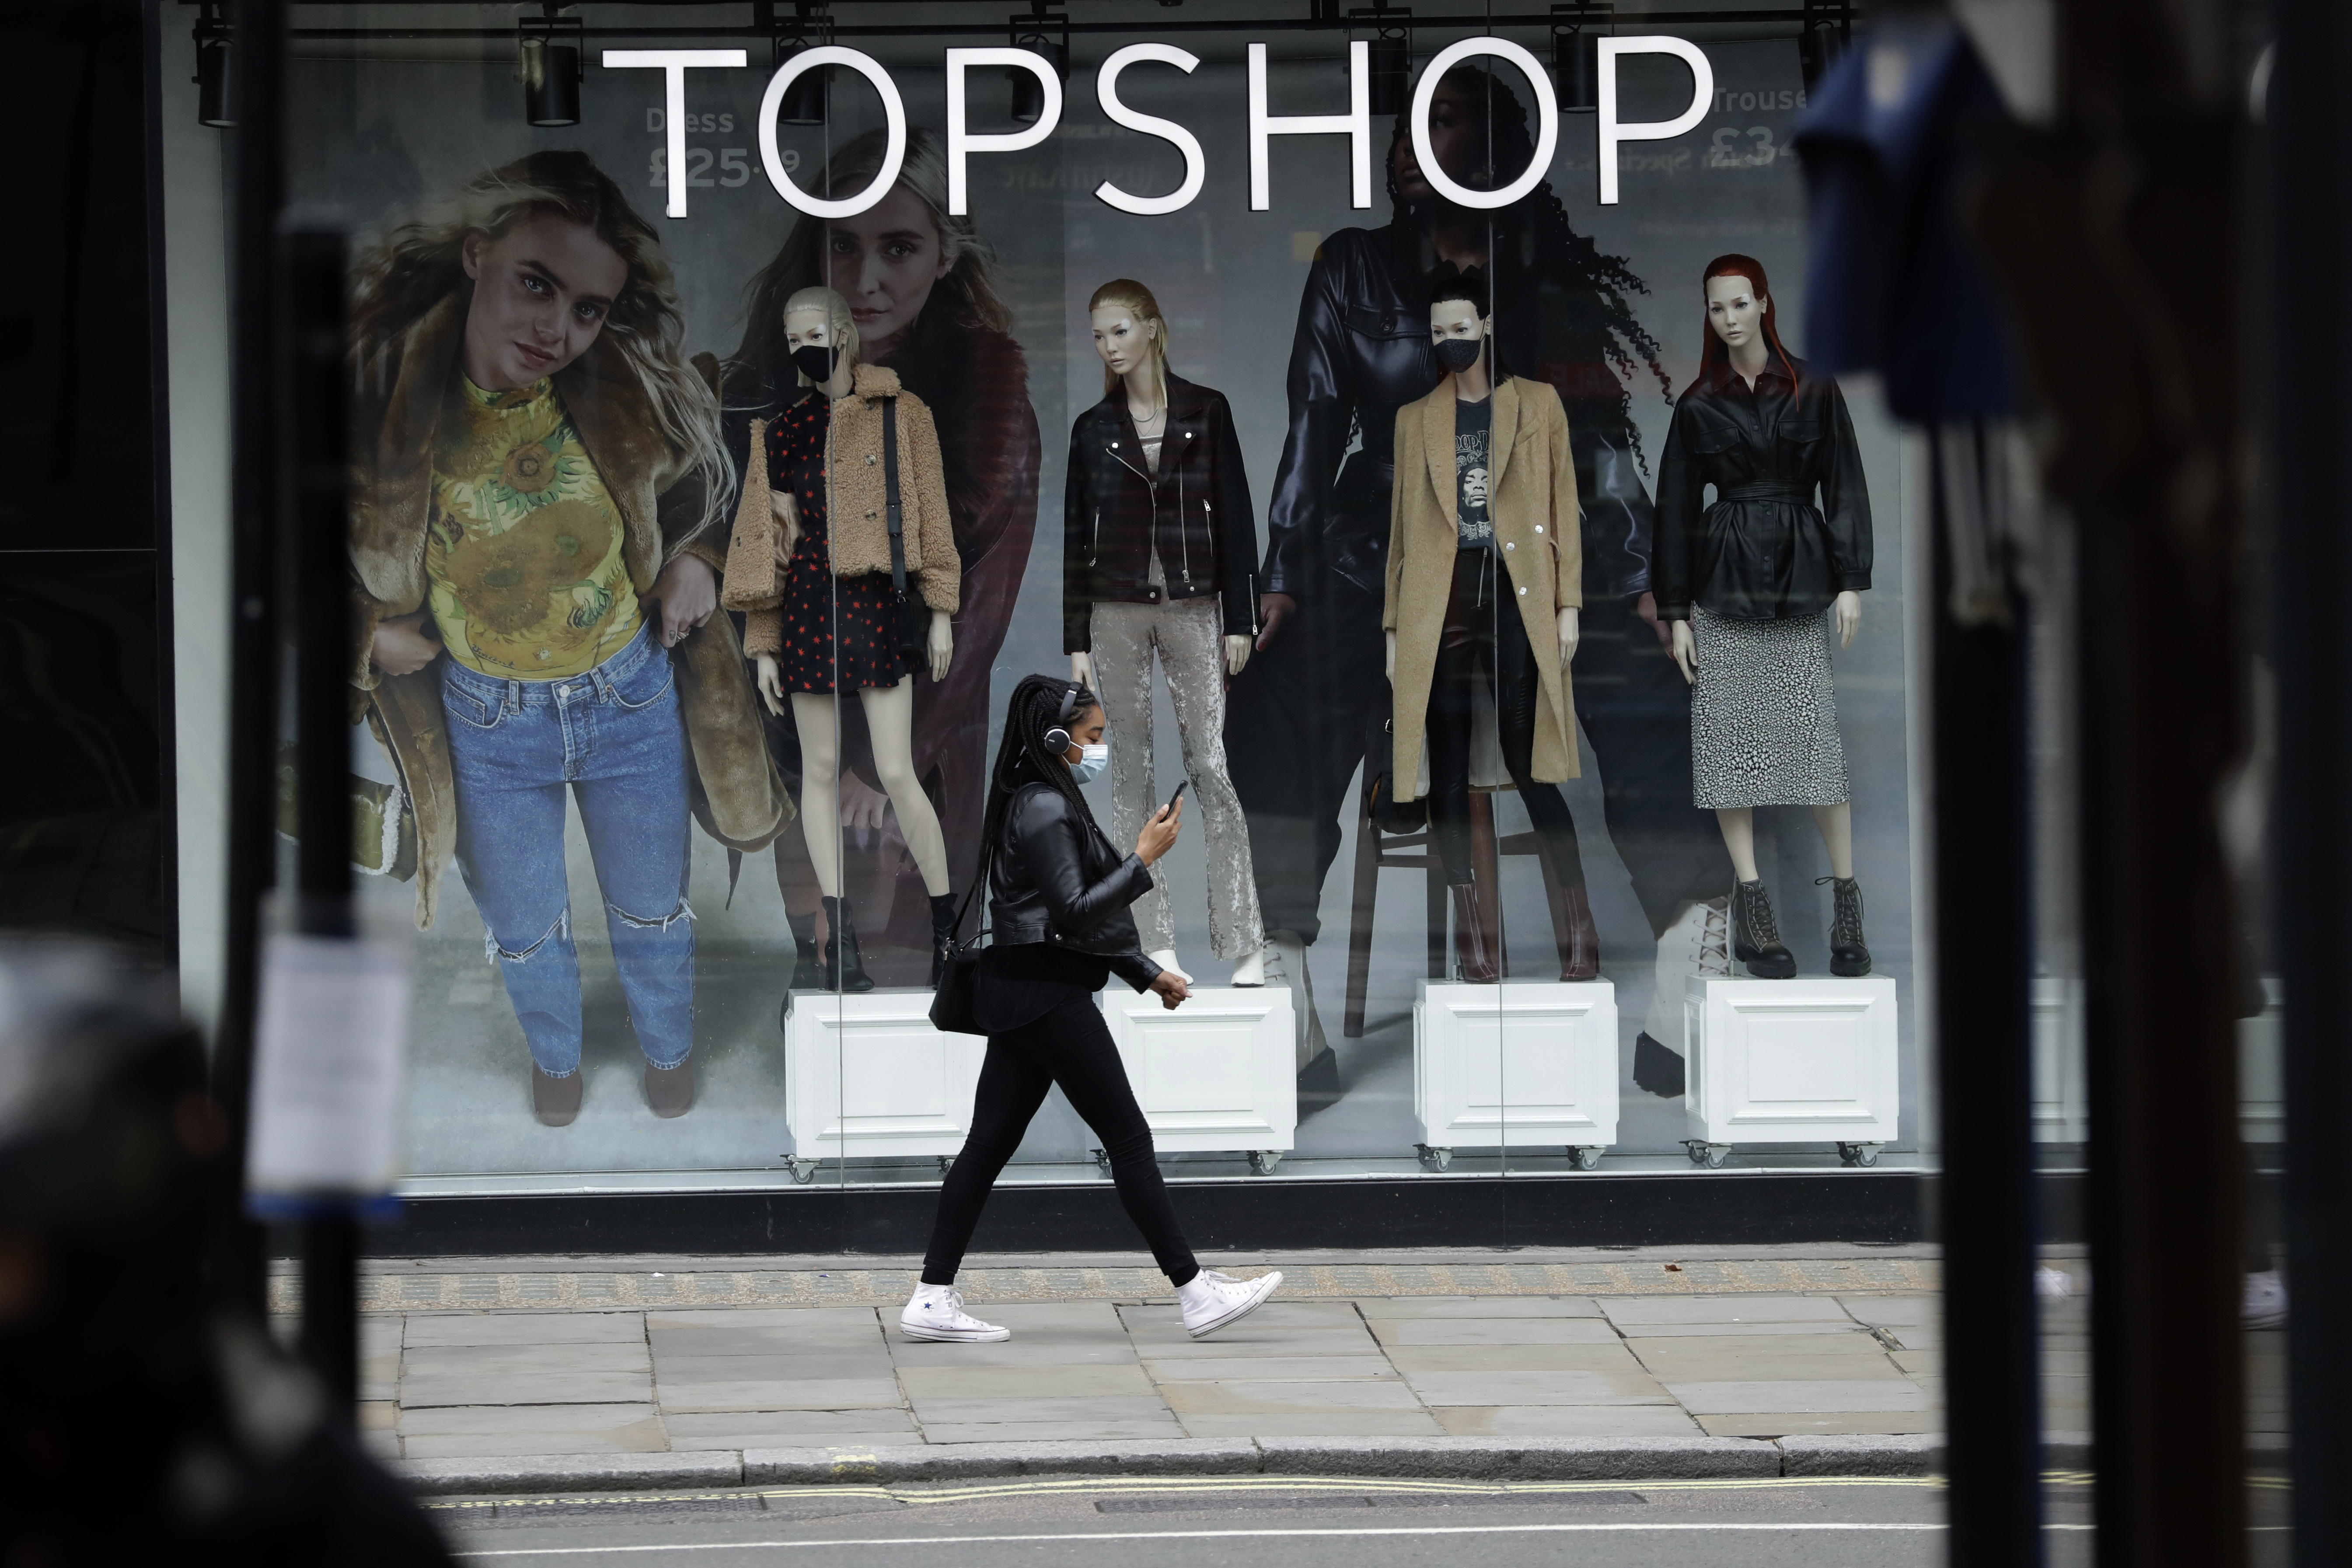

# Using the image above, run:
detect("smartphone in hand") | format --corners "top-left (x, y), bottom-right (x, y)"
top-left (1163, 779), bottom-right (1189, 815)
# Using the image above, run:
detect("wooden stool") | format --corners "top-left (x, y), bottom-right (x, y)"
top-left (1343, 789), bottom-right (1567, 1037)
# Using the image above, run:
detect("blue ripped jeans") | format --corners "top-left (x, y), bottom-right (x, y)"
top-left (443, 624), bottom-right (694, 1076)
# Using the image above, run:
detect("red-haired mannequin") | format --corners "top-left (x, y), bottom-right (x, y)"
top-left (1656, 254), bottom-right (1874, 979)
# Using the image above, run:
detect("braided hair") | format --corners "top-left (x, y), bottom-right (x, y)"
top-left (982, 674), bottom-right (1105, 865)
top-left (1386, 64), bottom-right (1674, 459)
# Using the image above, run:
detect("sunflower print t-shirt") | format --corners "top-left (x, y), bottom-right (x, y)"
top-left (425, 376), bottom-right (642, 679)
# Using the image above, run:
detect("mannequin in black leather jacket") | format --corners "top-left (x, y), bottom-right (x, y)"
top-left (1222, 65), bottom-right (1735, 1055)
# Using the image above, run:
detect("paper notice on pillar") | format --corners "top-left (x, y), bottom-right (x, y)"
top-left (245, 934), bottom-right (412, 1199)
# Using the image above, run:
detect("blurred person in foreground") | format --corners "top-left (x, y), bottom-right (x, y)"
top-left (0, 945), bottom-right (452, 1564)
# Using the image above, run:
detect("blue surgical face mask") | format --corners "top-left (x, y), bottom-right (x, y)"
top-left (1067, 742), bottom-right (1109, 785)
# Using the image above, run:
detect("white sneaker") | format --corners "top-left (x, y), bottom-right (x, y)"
top-left (2242, 1269), bottom-right (2288, 1330)
top-left (899, 1285), bottom-right (1010, 1342)
top-left (1176, 1268), bottom-right (1282, 1339)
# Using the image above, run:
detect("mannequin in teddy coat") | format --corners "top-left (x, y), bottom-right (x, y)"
top-left (1065, 279), bottom-right (1271, 989)
top-left (729, 287), bottom-right (960, 993)
top-left (1384, 267), bottom-right (1589, 984)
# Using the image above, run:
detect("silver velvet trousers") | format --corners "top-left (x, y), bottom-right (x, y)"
top-left (1089, 596), bottom-right (1265, 960)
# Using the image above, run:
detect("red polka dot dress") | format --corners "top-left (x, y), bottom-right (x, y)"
top-left (768, 393), bottom-right (919, 695)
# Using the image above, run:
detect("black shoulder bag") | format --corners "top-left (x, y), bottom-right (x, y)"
top-left (882, 396), bottom-right (932, 662)
top-left (927, 828), bottom-right (995, 1037)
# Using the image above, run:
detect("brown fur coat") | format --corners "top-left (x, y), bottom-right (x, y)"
top-left (1383, 374), bottom-right (1583, 799)
top-left (718, 364), bottom-right (960, 658)
top-left (348, 293), bottom-right (791, 927)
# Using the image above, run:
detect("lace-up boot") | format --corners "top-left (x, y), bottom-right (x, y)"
top-left (1732, 878), bottom-right (1796, 979)
top-left (820, 895), bottom-right (874, 992)
top-left (1820, 875), bottom-right (1872, 976)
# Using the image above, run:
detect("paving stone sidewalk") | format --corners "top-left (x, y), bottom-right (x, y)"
top-left (325, 1253), bottom-right (1978, 1464)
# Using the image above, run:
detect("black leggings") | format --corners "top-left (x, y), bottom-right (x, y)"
top-left (1427, 550), bottom-right (1585, 890)
top-left (920, 994), bottom-right (1200, 1288)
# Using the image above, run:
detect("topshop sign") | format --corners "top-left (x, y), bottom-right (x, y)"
top-left (606, 35), bottom-right (1712, 221)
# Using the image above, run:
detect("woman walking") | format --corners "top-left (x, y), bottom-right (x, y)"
top-left (901, 676), bottom-right (1283, 1343)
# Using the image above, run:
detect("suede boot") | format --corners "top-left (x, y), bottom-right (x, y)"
top-left (820, 894), bottom-right (875, 992)
top-left (1448, 883), bottom-right (1498, 983)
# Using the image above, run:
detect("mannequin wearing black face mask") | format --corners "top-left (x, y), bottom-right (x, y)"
top-left (1382, 271), bottom-right (1593, 984)
top-left (721, 286), bottom-right (963, 995)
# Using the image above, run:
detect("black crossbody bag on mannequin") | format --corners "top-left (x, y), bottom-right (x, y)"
top-left (882, 397), bottom-right (932, 661)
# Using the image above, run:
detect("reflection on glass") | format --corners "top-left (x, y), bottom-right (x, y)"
top-left (724, 129), bottom-right (1040, 996)
top-left (345, 151), bottom-right (778, 1133)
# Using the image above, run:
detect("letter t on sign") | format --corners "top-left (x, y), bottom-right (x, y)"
top-left (1248, 41), bottom-right (1371, 211)
top-left (1596, 37), bottom-right (1713, 205)
top-left (603, 49), bottom-right (749, 217)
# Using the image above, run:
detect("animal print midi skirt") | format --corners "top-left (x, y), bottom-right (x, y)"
top-left (1688, 607), bottom-right (1850, 810)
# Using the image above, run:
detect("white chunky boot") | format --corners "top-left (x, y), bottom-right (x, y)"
top-left (1230, 946), bottom-right (1268, 987)
top-left (1148, 949), bottom-right (1194, 984)
top-left (1176, 1268), bottom-right (1283, 1339)
top-left (899, 1284), bottom-right (1010, 1342)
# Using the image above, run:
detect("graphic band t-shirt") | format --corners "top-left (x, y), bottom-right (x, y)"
top-left (425, 376), bottom-right (642, 679)
top-left (1454, 397), bottom-right (1493, 551)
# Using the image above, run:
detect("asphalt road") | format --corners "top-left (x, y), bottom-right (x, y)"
top-left (423, 1473), bottom-right (2125, 1567)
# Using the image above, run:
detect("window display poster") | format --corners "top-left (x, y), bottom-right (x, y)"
top-left (216, 15), bottom-right (1913, 1191)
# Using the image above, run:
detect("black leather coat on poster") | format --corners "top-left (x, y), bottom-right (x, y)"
top-left (1062, 375), bottom-right (1258, 653)
top-left (1260, 224), bottom-right (1664, 604)
top-left (1654, 355), bottom-right (1874, 621)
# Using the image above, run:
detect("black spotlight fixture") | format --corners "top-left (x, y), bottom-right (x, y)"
top-left (518, 4), bottom-right (585, 129)
top-left (1008, 2), bottom-right (1069, 126)
top-left (1551, 1), bottom-right (1613, 114)
top-left (1351, 4), bottom-right (1411, 118)
top-left (761, 1), bottom-right (832, 125)
top-left (1798, 0), bottom-right (1850, 91)
top-left (193, 3), bottom-right (233, 128)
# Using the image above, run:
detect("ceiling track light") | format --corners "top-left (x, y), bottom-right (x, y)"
top-left (1798, 0), bottom-right (1851, 91)
top-left (517, 4), bottom-right (585, 129)
top-left (1350, 4), bottom-right (1411, 118)
top-left (760, 1), bottom-right (832, 126)
top-left (193, 3), bottom-right (233, 129)
top-left (1007, 3), bottom-right (1070, 126)
top-left (1550, 1), bottom-right (1614, 115)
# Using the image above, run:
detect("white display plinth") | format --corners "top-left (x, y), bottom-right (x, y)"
top-left (782, 989), bottom-right (984, 1182)
top-left (2034, 974), bottom-right (2282, 1146)
top-left (1099, 986), bottom-right (1297, 1174)
top-left (1683, 976), bottom-right (1898, 1167)
top-left (1411, 980), bottom-right (1619, 1171)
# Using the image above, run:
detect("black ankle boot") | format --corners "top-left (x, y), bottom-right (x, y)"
top-left (787, 910), bottom-right (824, 991)
top-left (819, 895), bottom-right (874, 992)
top-left (1819, 875), bottom-right (1872, 976)
top-left (929, 892), bottom-right (960, 987)
top-left (1732, 879), bottom-right (1797, 979)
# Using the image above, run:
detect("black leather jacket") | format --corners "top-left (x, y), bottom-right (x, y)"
top-left (1262, 222), bottom-right (1664, 602)
top-left (1062, 375), bottom-right (1257, 653)
top-left (988, 780), bottom-right (1162, 992)
top-left (1654, 355), bottom-right (1873, 621)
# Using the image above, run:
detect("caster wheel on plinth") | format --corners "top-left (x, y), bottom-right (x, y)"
top-left (1683, 1140), bottom-right (1731, 1170)
top-left (1247, 1151), bottom-right (1284, 1176)
top-left (1837, 1142), bottom-right (1883, 1168)
top-left (1567, 1146), bottom-right (1604, 1171)
top-left (1092, 1148), bottom-right (1111, 1174)
top-left (788, 1157), bottom-right (821, 1185)
top-left (1415, 1143), bottom-right (1452, 1172)
top-left (936, 1155), bottom-right (955, 1175)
